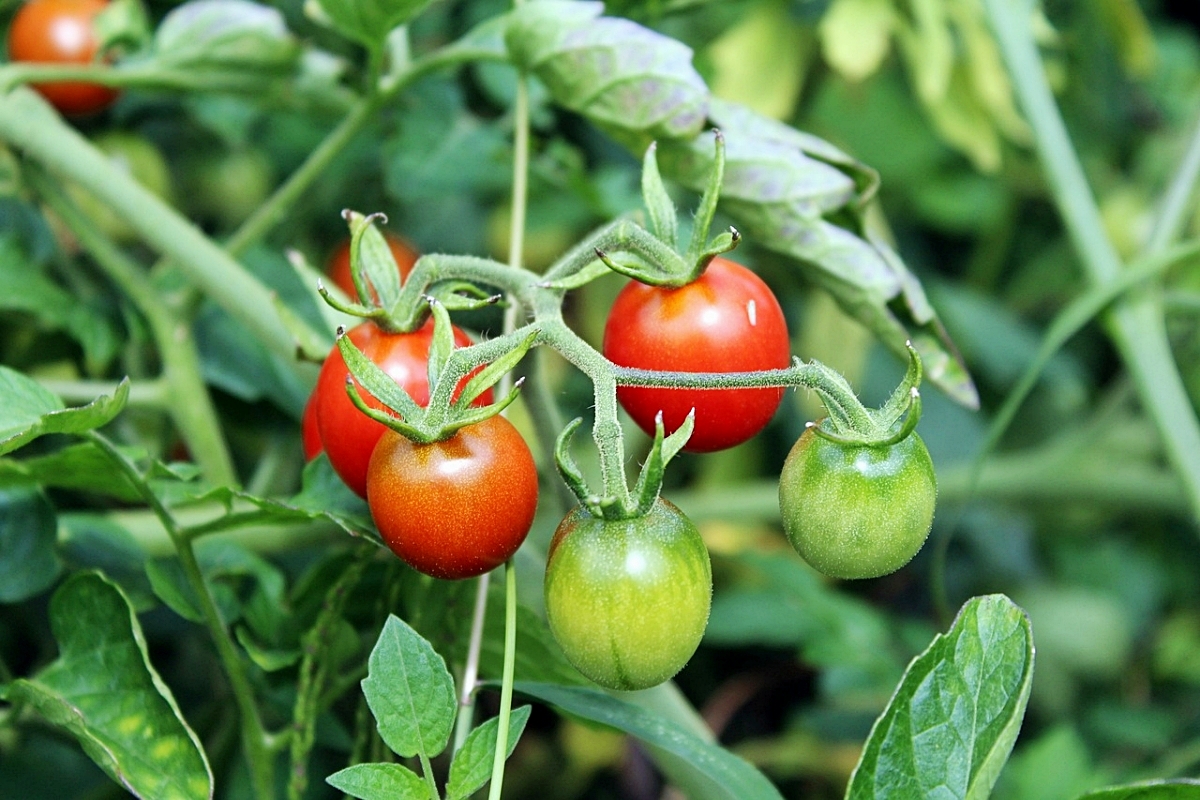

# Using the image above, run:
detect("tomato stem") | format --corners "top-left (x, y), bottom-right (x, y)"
top-left (488, 561), bottom-right (519, 800)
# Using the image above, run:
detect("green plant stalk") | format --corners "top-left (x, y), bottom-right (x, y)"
top-left (452, 573), bottom-right (492, 755)
top-left (84, 431), bottom-right (274, 799)
top-left (28, 167), bottom-right (237, 485)
top-left (488, 561), bottom-right (518, 800)
top-left (35, 377), bottom-right (167, 408)
top-left (984, 0), bottom-right (1200, 523)
top-left (1146, 110), bottom-right (1200, 254)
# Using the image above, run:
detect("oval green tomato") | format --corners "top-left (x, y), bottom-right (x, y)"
top-left (778, 427), bottom-right (937, 580)
top-left (544, 500), bottom-right (712, 691)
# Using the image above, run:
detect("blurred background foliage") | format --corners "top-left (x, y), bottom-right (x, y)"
top-left (4, 0), bottom-right (1200, 797)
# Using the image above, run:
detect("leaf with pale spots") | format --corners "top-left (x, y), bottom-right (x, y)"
top-left (2, 572), bottom-right (213, 799)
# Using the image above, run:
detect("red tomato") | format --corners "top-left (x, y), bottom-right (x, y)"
top-left (367, 415), bottom-right (538, 580)
top-left (602, 256), bottom-right (791, 452)
top-left (314, 320), bottom-right (493, 498)
top-left (301, 393), bottom-right (322, 461)
top-left (7, 0), bottom-right (120, 115)
top-left (326, 232), bottom-right (418, 300)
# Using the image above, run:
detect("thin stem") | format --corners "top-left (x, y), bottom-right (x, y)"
top-left (984, 0), bottom-right (1200, 524)
top-left (418, 752), bottom-right (440, 799)
top-left (36, 377), bottom-right (167, 408)
top-left (85, 432), bottom-right (274, 799)
top-left (453, 572), bottom-right (492, 755)
top-left (29, 167), bottom-right (238, 486)
top-left (487, 561), bottom-right (518, 800)
top-left (1146, 110), bottom-right (1200, 254)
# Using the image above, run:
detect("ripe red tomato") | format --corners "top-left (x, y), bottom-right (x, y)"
top-left (367, 415), bottom-right (538, 580)
top-left (314, 320), bottom-right (492, 498)
top-left (301, 393), bottom-right (322, 461)
top-left (326, 232), bottom-right (418, 299)
top-left (602, 256), bottom-right (791, 452)
top-left (7, 0), bottom-right (120, 115)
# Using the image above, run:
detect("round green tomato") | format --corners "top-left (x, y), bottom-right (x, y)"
top-left (544, 500), bottom-right (712, 691)
top-left (779, 427), bottom-right (936, 580)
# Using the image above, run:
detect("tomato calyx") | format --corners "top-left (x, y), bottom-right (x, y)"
top-left (554, 409), bottom-right (695, 521)
top-left (809, 341), bottom-right (926, 447)
top-left (319, 210), bottom-right (501, 333)
top-left (593, 130), bottom-right (739, 289)
top-left (337, 297), bottom-right (537, 444)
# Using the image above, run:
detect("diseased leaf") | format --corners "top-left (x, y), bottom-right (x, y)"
top-left (445, 705), bottom-right (532, 800)
top-left (3, 572), bottom-right (213, 800)
top-left (506, 1), bottom-right (708, 143)
top-left (361, 614), bottom-right (457, 760)
top-left (845, 594), bottom-right (1034, 800)
top-left (325, 762), bottom-right (429, 800)
top-left (0, 367), bottom-right (129, 456)
top-left (0, 487), bottom-right (61, 603)
top-left (515, 682), bottom-right (783, 800)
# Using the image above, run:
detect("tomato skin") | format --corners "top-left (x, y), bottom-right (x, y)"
top-left (366, 415), bottom-right (538, 580)
top-left (314, 320), bottom-right (492, 498)
top-left (544, 500), bottom-right (712, 691)
top-left (7, 0), bottom-right (119, 115)
top-left (778, 428), bottom-right (937, 580)
top-left (602, 257), bottom-right (791, 452)
top-left (327, 233), bottom-right (418, 299)
top-left (301, 393), bottom-right (322, 461)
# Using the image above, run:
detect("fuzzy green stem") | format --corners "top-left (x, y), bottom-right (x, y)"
top-left (984, 0), bottom-right (1200, 524)
top-left (29, 167), bottom-right (238, 485)
top-left (487, 561), bottom-right (518, 800)
top-left (85, 432), bottom-right (274, 799)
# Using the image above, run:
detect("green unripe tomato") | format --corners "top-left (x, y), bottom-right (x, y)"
top-left (779, 426), bottom-right (936, 580)
top-left (544, 500), bottom-right (712, 691)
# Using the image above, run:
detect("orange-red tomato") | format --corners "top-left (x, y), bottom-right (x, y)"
top-left (327, 232), bottom-right (418, 300)
top-left (301, 393), bottom-right (322, 461)
top-left (603, 256), bottom-right (791, 452)
top-left (367, 415), bottom-right (538, 580)
top-left (314, 320), bottom-right (493, 498)
top-left (7, 0), bottom-right (119, 115)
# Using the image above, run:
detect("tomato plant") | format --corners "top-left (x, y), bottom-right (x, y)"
top-left (326, 231), bottom-right (418, 298)
top-left (543, 499), bottom-right (712, 691)
top-left (366, 414), bottom-right (538, 579)
top-left (603, 256), bottom-right (791, 452)
top-left (68, 132), bottom-right (172, 241)
top-left (6, 0), bottom-right (118, 115)
top-left (778, 424), bottom-right (937, 580)
top-left (313, 320), bottom-right (493, 498)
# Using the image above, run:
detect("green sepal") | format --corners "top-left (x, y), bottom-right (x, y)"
top-left (452, 329), bottom-right (539, 411)
top-left (684, 129), bottom-right (725, 266)
top-left (438, 379), bottom-right (525, 439)
top-left (335, 327), bottom-right (425, 426)
top-left (537, 259), bottom-right (612, 291)
top-left (317, 284), bottom-right (390, 323)
top-left (426, 298), bottom-right (454, 394)
top-left (427, 281), bottom-right (501, 312)
top-left (553, 418), bottom-right (594, 509)
top-left (631, 410), bottom-right (694, 516)
top-left (346, 211), bottom-right (403, 311)
top-left (594, 245), bottom-right (687, 288)
top-left (641, 142), bottom-right (677, 250)
top-left (875, 341), bottom-right (924, 429)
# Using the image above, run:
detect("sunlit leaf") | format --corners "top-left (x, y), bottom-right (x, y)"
top-left (0, 367), bottom-right (129, 457)
top-left (3, 572), bottom-right (213, 799)
top-left (445, 705), bottom-right (532, 800)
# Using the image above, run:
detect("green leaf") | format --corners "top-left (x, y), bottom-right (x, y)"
top-left (0, 487), bottom-right (61, 603)
top-left (845, 594), bottom-right (1034, 800)
top-left (314, 0), bottom-right (434, 51)
top-left (1074, 780), bottom-right (1200, 800)
top-left (0, 367), bottom-right (129, 456)
top-left (154, 0), bottom-right (301, 70)
top-left (0, 240), bottom-right (120, 373)
top-left (506, 1), bottom-right (708, 143)
top-left (362, 614), bottom-right (457, 760)
top-left (513, 682), bottom-right (783, 800)
top-left (445, 705), bottom-right (532, 800)
top-left (3, 572), bottom-right (213, 800)
top-left (325, 762), bottom-right (429, 800)
top-left (0, 441), bottom-right (144, 502)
